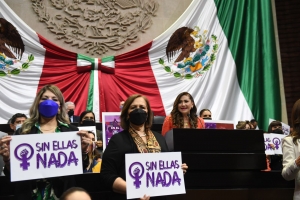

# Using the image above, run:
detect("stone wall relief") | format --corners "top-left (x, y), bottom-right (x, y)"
top-left (31, 0), bottom-right (159, 56)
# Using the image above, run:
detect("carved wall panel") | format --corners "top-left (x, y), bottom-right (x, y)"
top-left (5, 0), bottom-right (193, 57)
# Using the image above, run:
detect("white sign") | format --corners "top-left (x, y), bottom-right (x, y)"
top-left (269, 118), bottom-right (290, 135)
top-left (125, 152), bottom-right (186, 199)
top-left (78, 126), bottom-right (97, 141)
top-left (10, 132), bottom-right (83, 182)
top-left (264, 133), bottom-right (286, 155)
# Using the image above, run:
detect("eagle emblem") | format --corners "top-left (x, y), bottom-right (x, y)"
top-left (160, 26), bottom-right (218, 79)
top-left (0, 18), bottom-right (34, 77)
top-left (0, 18), bottom-right (24, 59)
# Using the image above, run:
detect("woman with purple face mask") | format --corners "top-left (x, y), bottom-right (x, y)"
top-left (0, 85), bottom-right (93, 200)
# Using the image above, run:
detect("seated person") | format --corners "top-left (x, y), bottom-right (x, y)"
top-left (79, 110), bottom-right (103, 153)
top-left (199, 109), bottom-right (212, 120)
top-left (162, 92), bottom-right (205, 136)
top-left (9, 113), bottom-right (27, 133)
top-left (250, 119), bottom-right (258, 129)
top-left (236, 121), bottom-right (251, 130)
top-left (84, 132), bottom-right (101, 173)
top-left (119, 100), bottom-right (125, 111)
top-left (268, 120), bottom-right (284, 171)
top-left (65, 101), bottom-right (80, 123)
top-left (0, 131), bottom-right (7, 176)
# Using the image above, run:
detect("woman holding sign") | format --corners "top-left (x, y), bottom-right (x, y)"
top-left (282, 99), bottom-right (300, 199)
top-left (79, 110), bottom-right (103, 153)
top-left (100, 94), bottom-right (188, 200)
top-left (161, 92), bottom-right (205, 136)
top-left (0, 85), bottom-right (93, 200)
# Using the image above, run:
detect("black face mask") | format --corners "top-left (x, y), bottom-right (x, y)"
top-left (203, 117), bottom-right (212, 120)
top-left (81, 119), bottom-right (96, 126)
top-left (272, 128), bottom-right (283, 134)
top-left (68, 109), bottom-right (74, 117)
top-left (129, 109), bottom-right (147, 125)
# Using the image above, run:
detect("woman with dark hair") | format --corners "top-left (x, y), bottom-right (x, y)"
top-left (161, 92), bottom-right (205, 136)
top-left (199, 109), bottom-right (212, 120)
top-left (282, 99), bottom-right (300, 199)
top-left (79, 110), bottom-right (103, 153)
top-left (100, 94), bottom-right (188, 200)
top-left (267, 121), bottom-right (283, 171)
top-left (268, 121), bottom-right (283, 134)
top-left (79, 110), bottom-right (96, 126)
top-left (0, 85), bottom-right (92, 199)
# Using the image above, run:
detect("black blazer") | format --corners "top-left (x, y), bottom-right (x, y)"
top-left (100, 130), bottom-right (169, 200)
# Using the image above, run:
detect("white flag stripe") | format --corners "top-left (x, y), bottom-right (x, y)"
top-left (0, 1), bottom-right (46, 123)
top-left (149, 0), bottom-right (254, 124)
top-left (93, 58), bottom-right (100, 122)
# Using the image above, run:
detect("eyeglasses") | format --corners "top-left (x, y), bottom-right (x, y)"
top-left (203, 115), bottom-right (211, 118)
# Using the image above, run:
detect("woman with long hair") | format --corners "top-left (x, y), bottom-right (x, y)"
top-left (84, 131), bottom-right (101, 173)
top-left (282, 99), bottom-right (300, 199)
top-left (0, 84), bottom-right (92, 199)
top-left (161, 92), bottom-right (205, 136)
top-left (79, 110), bottom-right (103, 153)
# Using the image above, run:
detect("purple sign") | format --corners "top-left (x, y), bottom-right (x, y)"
top-left (102, 112), bottom-right (123, 150)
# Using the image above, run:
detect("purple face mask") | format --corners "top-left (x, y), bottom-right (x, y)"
top-left (39, 99), bottom-right (59, 118)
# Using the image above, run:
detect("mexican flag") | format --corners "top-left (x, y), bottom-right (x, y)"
top-left (0, 0), bottom-right (283, 131)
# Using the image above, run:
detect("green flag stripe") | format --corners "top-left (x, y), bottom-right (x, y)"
top-left (214, 0), bottom-right (281, 131)
top-left (77, 54), bottom-right (94, 110)
top-left (102, 56), bottom-right (114, 63)
top-left (87, 70), bottom-right (94, 111)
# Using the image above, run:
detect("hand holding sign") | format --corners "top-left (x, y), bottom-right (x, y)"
top-left (140, 195), bottom-right (150, 200)
top-left (181, 163), bottom-right (188, 174)
top-left (0, 135), bottom-right (12, 163)
top-left (77, 130), bottom-right (93, 152)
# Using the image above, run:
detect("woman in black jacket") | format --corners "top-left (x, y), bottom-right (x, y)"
top-left (100, 94), bottom-right (188, 200)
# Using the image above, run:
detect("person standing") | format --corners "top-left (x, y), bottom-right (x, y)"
top-left (282, 99), bottom-right (300, 199)
top-left (161, 92), bottom-right (205, 136)
top-left (0, 85), bottom-right (92, 199)
top-left (100, 94), bottom-right (188, 200)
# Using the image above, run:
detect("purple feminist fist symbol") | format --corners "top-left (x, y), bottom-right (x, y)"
top-left (272, 138), bottom-right (281, 150)
top-left (14, 143), bottom-right (34, 171)
top-left (129, 162), bottom-right (144, 189)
